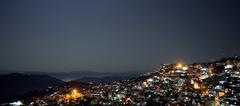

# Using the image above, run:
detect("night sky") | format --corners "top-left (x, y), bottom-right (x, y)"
top-left (0, 0), bottom-right (240, 72)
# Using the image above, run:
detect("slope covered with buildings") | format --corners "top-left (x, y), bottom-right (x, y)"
top-left (4, 56), bottom-right (240, 106)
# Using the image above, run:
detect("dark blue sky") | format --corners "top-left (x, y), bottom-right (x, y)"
top-left (0, 0), bottom-right (240, 72)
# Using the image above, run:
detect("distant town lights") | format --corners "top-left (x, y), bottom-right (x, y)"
top-left (177, 64), bottom-right (183, 69)
top-left (72, 89), bottom-right (78, 94)
top-left (176, 63), bottom-right (188, 70)
top-left (63, 88), bottom-right (82, 100)
top-left (182, 66), bottom-right (188, 70)
top-left (9, 101), bottom-right (23, 106)
top-left (193, 83), bottom-right (200, 89)
top-left (225, 64), bottom-right (233, 69)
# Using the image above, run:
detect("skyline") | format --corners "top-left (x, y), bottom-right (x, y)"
top-left (1, 0), bottom-right (240, 72)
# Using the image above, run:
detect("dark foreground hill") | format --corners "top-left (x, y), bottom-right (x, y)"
top-left (0, 73), bottom-right (64, 101)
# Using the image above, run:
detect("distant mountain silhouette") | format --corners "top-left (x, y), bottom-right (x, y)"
top-left (76, 75), bottom-right (138, 84)
top-left (0, 73), bottom-right (64, 101)
top-left (49, 70), bottom-right (149, 81)
top-left (0, 70), bottom-right (149, 82)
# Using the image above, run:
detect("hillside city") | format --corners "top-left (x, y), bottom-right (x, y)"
top-left (3, 56), bottom-right (240, 106)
